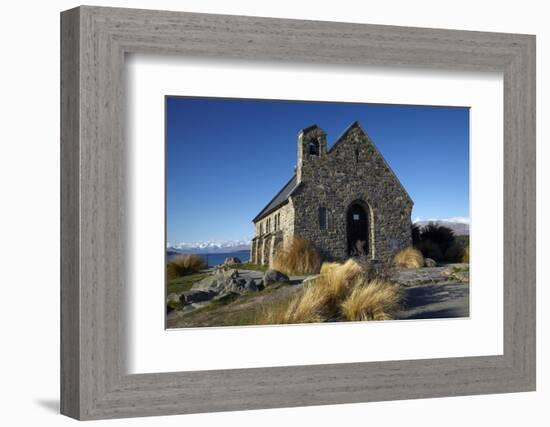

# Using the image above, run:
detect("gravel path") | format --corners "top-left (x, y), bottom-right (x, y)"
top-left (395, 281), bottom-right (469, 320)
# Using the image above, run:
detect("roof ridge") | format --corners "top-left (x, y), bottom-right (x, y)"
top-left (252, 174), bottom-right (298, 223)
top-left (327, 120), bottom-right (361, 153)
top-left (327, 120), bottom-right (412, 204)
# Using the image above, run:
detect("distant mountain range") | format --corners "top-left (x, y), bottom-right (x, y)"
top-left (167, 240), bottom-right (251, 254)
top-left (414, 217), bottom-right (469, 235)
top-left (167, 218), bottom-right (468, 255)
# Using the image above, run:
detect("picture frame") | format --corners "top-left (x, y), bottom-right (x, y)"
top-left (60, 5), bottom-right (536, 420)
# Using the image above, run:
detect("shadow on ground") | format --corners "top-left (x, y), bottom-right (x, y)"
top-left (396, 282), bottom-right (470, 320)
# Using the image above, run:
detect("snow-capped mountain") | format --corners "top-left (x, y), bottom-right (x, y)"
top-left (413, 217), bottom-right (470, 235)
top-left (167, 239), bottom-right (251, 254)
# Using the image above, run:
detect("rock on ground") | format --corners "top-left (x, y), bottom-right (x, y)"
top-left (180, 289), bottom-right (218, 305)
top-left (224, 257), bottom-right (241, 265)
top-left (263, 269), bottom-right (290, 286)
top-left (424, 258), bottom-right (437, 267)
top-left (190, 267), bottom-right (264, 296)
top-left (166, 293), bottom-right (180, 305)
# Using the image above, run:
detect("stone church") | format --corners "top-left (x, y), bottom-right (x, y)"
top-left (250, 121), bottom-right (413, 266)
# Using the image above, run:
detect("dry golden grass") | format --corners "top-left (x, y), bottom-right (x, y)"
top-left (320, 262), bottom-right (341, 275)
top-left (272, 235), bottom-right (321, 275)
top-left (260, 288), bottom-right (325, 324)
top-left (257, 258), bottom-right (401, 324)
top-left (166, 262), bottom-right (182, 280)
top-left (393, 246), bottom-right (424, 268)
top-left (341, 279), bottom-right (402, 321)
top-left (461, 245), bottom-right (470, 263)
top-left (258, 259), bottom-right (365, 324)
top-left (166, 254), bottom-right (207, 279)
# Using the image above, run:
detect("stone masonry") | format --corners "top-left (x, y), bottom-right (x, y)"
top-left (250, 121), bottom-right (413, 265)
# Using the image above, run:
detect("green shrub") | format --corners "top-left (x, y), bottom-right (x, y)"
top-left (445, 241), bottom-right (465, 263)
top-left (415, 239), bottom-right (443, 261)
top-left (420, 223), bottom-right (456, 254)
top-left (411, 223), bottom-right (421, 246)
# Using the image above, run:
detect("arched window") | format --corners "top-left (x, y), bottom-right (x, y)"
top-left (308, 139), bottom-right (320, 156)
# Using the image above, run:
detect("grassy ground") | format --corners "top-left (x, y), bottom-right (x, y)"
top-left (167, 282), bottom-right (298, 328)
top-left (451, 264), bottom-right (469, 273)
top-left (166, 272), bottom-right (209, 295)
top-left (232, 262), bottom-right (269, 272)
top-left (167, 259), bottom-right (402, 328)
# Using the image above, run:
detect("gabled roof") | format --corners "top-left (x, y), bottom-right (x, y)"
top-left (252, 121), bottom-right (412, 223)
top-left (329, 121), bottom-right (413, 204)
top-left (252, 175), bottom-right (299, 223)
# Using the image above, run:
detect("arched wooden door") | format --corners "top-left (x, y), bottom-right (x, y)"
top-left (346, 202), bottom-right (369, 256)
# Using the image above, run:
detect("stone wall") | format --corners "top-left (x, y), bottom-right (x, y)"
top-left (251, 202), bottom-right (294, 265)
top-left (251, 122), bottom-right (413, 265)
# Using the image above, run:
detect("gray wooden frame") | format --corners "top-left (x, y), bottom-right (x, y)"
top-left (60, 5), bottom-right (536, 420)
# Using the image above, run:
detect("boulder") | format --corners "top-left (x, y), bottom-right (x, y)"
top-left (243, 278), bottom-right (259, 292)
top-left (263, 269), bottom-right (290, 286)
top-left (213, 264), bottom-right (227, 272)
top-left (192, 275), bottom-right (220, 291)
top-left (166, 293), bottom-right (181, 305)
top-left (180, 289), bottom-right (218, 305)
top-left (226, 268), bottom-right (239, 279)
top-left (214, 267), bottom-right (238, 279)
top-left (453, 270), bottom-right (470, 283)
top-left (224, 257), bottom-right (242, 266)
top-left (224, 278), bottom-right (247, 294)
top-left (424, 258), bottom-right (437, 268)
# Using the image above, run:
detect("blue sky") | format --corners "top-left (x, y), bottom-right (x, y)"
top-left (166, 97), bottom-right (469, 245)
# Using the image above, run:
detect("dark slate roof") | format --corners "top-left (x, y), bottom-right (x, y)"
top-left (253, 175), bottom-right (299, 223)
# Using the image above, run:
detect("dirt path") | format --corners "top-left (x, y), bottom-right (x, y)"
top-left (395, 281), bottom-right (469, 320)
top-left (390, 264), bottom-right (470, 320)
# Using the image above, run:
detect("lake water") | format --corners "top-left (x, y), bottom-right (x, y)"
top-left (167, 250), bottom-right (250, 267)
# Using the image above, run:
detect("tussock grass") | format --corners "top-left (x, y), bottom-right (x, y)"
top-left (272, 235), bottom-right (321, 275)
top-left (393, 246), bottom-right (424, 269)
top-left (166, 254), bottom-right (207, 279)
top-left (341, 279), bottom-right (402, 321)
top-left (166, 262), bottom-right (183, 280)
top-left (461, 245), bottom-right (470, 263)
top-left (258, 259), bottom-right (401, 324)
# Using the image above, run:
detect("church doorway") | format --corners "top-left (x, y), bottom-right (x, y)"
top-left (346, 201), bottom-right (369, 256)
